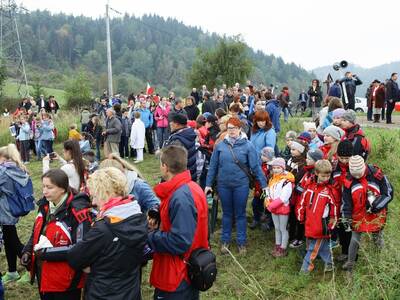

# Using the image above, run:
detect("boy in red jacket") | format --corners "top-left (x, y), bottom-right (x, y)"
top-left (297, 160), bottom-right (338, 273)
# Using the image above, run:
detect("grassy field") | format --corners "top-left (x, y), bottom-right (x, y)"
top-left (3, 80), bottom-right (66, 106)
top-left (1, 116), bottom-right (400, 299)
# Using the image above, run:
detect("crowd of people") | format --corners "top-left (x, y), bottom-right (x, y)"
top-left (0, 74), bottom-right (397, 299)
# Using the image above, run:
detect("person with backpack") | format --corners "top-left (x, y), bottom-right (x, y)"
top-left (21, 169), bottom-right (93, 300)
top-left (341, 155), bottom-right (393, 272)
top-left (339, 110), bottom-right (371, 161)
top-left (0, 144), bottom-right (33, 284)
top-left (148, 145), bottom-right (209, 299)
top-left (67, 167), bottom-right (147, 300)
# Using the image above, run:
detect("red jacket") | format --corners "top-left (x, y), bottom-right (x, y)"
top-left (297, 178), bottom-right (339, 239)
top-left (343, 124), bottom-right (371, 160)
top-left (254, 163), bottom-right (270, 197)
top-left (342, 165), bottom-right (391, 233)
top-left (332, 162), bottom-right (349, 211)
top-left (151, 170), bottom-right (209, 292)
top-left (319, 144), bottom-right (338, 168)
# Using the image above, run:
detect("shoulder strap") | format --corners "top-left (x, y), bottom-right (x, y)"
top-left (226, 143), bottom-right (253, 180)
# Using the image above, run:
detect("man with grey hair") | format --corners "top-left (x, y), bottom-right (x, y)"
top-left (102, 108), bottom-right (122, 156)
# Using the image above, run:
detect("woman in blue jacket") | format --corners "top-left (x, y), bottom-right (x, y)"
top-left (205, 117), bottom-right (267, 254)
top-left (250, 111), bottom-right (276, 155)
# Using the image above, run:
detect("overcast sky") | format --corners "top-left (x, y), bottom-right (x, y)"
top-left (20, 0), bottom-right (400, 70)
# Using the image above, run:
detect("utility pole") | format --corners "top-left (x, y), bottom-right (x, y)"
top-left (105, 2), bottom-right (113, 99)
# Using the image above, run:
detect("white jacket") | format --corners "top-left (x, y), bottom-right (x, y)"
top-left (130, 119), bottom-right (145, 149)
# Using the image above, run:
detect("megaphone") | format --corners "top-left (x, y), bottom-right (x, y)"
top-left (333, 60), bottom-right (348, 71)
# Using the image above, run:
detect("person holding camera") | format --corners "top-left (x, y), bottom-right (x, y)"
top-left (340, 72), bottom-right (362, 110)
top-left (148, 145), bottom-right (209, 299)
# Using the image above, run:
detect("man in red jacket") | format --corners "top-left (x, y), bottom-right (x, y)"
top-left (297, 160), bottom-right (338, 274)
top-left (148, 145), bottom-right (209, 299)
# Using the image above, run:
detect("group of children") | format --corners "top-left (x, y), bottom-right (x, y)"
top-left (255, 109), bottom-right (392, 273)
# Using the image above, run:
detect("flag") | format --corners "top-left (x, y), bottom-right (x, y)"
top-left (146, 83), bottom-right (154, 95)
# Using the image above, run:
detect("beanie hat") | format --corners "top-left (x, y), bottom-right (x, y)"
top-left (323, 125), bottom-right (345, 141)
top-left (261, 146), bottom-right (275, 161)
top-left (332, 108), bottom-right (346, 119)
top-left (349, 155), bottom-right (366, 179)
top-left (285, 130), bottom-right (297, 140)
top-left (341, 109), bottom-right (357, 124)
top-left (170, 112), bottom-right (188, 125)
top-left (202, 112), bottom-right (212, 119)
top-left (337, 140), bottom-right (354, 157)
top-left (298, 131), bottom-right (312, 144)
top-left (303, 121), bottom-right (317, 132)
top-left (269, 157), bottom-right (286, 169)
top-left (307, 149), bottom-right (324, 162)
top-left (290, 141), bottom-right (306, 154)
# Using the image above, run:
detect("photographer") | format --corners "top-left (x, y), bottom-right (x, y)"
top-left (340, 72), bottom-right (362, 110)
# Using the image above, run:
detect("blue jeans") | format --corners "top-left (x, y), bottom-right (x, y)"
top-left (301, 238), bottom-right (333, 272)
top-left (156, 127), bottom-right (169, 149)
top-left (282, 107), bottom-right (289, 122)
top-left (218, 185), bottom-right (249, 246)
top-left (41, 140), bottom-right (53, 155)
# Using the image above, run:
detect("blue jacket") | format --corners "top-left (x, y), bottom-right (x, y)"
top-left (250, 128), bottom-right (276, 155)
top-left (328, 83), bottom-right (342, 98)
top-left (206, 135), bottom-right (267, 188)
top-left (39, 120), bottom-right (54, 141)
top-left (136, 108), bottom-right (153, 129)
top-left (266, 99), bottom-right (281, 133)
top-left (17, 123), bottom-right (31, 141)
top-left (126, 170), bottom-right (160, 213)
top-left (0, 162), bottom-right (31, 225)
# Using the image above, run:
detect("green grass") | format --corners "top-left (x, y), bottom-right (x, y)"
top-left (3, 80), bottom-right (66, 106)
top-left (2, 115), bottom-right (400, 299)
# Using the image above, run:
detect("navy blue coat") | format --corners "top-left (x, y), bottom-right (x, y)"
top-left (266, 99), bottom-right (281, 133)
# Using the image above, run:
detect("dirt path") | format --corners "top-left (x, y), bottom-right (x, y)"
top-left (357, 115), bottom-right (400, 129)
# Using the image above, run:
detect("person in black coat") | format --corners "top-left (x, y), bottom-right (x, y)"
top-left (385, 73), bottom-right (399, 124)
top-left (190, 88), bottom-right (200, 105)
top-left (68, 167), bottom-right (147, 300)
top-left (184, 96), bottom-right (200, 121)
top-left (340, 72), bottom-right (362, 110)
top-left (202, 93), bottom-right (217, 115)
top-left (307, 79), bottom-right (323, 119)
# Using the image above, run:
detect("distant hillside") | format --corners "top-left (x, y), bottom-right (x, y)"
top-left (11, 10), bottom-right (313, 96)
top-left (312, 61), bottom-right (400, 97)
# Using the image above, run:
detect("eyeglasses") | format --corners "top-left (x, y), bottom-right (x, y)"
top-left (227, 126), bottom-right (238, 130)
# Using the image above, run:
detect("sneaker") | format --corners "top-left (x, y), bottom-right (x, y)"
top-left (329, 240), bottom-right (339, 249)
top-left (16, 272), bottom-right (30, 284)
top-left (249, 220), bottom-right (259, 230)
top-left (2, 272), bottom-right (20, 284)
top-left (342, 261), bottom-right (354, 271)
top-left (134, 160), bottom-right (143, 164)
top-left (289, 240), bottom-right (304, 248)
top-left (238, 245), bottom-right (247, 255)
top-left (324, 263), bottom-right (334, 272)
top-left (336, 254), bottom-right (348, 263)
top-left (220, 243), bottom-right (229, 255)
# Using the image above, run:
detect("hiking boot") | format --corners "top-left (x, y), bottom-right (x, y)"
top-left (336, 254), bottom-right (348, 263)
top-left (271, 245), bottom-right (280, 256)
top-left (249, 220), bottom-right (259, 230)
top-left (238, 245), bottom-right (247, 255)
top-left (342, 261), bottom-right (354, 271)
top-left (2, 272), bottom-right (20, 284)
top-left (324, 263), bottom-right (334, 273)
top-left (289, 240), bottom-right (303, 248)
top-left (16, 272), bottom-right (30, 284)
top-left (220, 243), bottom-right (229, 255)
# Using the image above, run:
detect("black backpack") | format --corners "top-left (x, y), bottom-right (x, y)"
top-left (187, 248), bottom-right (217, 291)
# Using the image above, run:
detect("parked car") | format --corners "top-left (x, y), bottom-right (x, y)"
top-left (355, 97), bottom-right (368, 113)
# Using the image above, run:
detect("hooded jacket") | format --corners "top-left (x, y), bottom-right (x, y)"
top-left (343, 124), bottom-right (370, 161)
top-left (250, 128), bottom-right (276, 156)
top-left (165, 127), bottom-right (197, 181)
top-left (266, 171), bottom-right (295, 215)
top-left (0, 162), bottom-right (31, 225)
top-left (68, 196), bottom-right (147, 300)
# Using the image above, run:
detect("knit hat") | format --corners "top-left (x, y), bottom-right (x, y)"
top-left (202, 112), bottom-right (212, 119)
top-left (307, 149), bottom-right (324, 162)
top-left (269, 157), bottom-right (286, 169)
top-left (169, 112), bottom-right (187, 125)
top-left (332, 108), bottom-right (346, 119)
top-left (303, 121), bottom-right (317, 132)
top-left (290, 141), bottom-right (306, 153)
top-left (337, 140), bottom-right (354, 157)
top-left (261, 147), bottom-right (275, 161)
top-left (323, 125), bottom-right (345, 141)
top-left (349, 155), bottom-right (366, 179)
top-left (285, 130), bottom-right (297, 140)
top-left (298, 131), bottom-right (312, 144)
top-left (341, 110), bottom-right (357, 124)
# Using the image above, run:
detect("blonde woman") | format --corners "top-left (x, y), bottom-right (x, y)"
top-left (68, 167), bottom-right (147, 300)
top-left (0, 144), bottom-right (32, 283)
top-left (100, 154), bottom-right (159, 213)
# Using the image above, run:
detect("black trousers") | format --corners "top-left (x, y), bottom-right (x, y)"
top-left (119, 136), bottom-right (129, 157)
top-left (288, 209), bottom-right (304, 241)
top-left (40, 289), bottom-right (81, 300)
top-left (145, 127), bottom-right (155, 153)
top-left (20, 140), bottom-right (31, 162)
top-left (386, 100), bottom-right (395, 123)
top-left (3, 225), bottom-right (24, 272)
top-left (337, 223), bottom-right (352, 255)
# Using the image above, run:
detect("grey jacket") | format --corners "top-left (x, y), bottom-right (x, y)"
top-left (105, 116), bottom-right (122, 143)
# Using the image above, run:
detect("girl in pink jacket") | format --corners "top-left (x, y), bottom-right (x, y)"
top-left (154, 97), bottom-right (170, 148)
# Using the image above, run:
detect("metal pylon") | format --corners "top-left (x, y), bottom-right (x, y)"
top-left (0, 0), bottom-right (29, 97)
